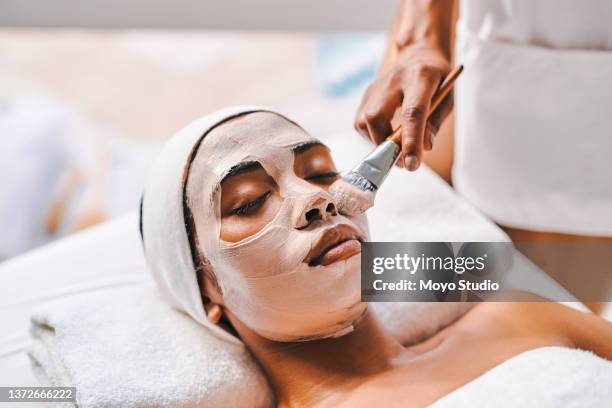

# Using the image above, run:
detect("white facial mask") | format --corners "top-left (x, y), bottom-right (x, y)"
top-left (186, 112), bottom-right (369, 341)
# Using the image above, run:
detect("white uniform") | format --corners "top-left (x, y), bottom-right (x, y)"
top-left (453, 0), bottom-right (612, 236)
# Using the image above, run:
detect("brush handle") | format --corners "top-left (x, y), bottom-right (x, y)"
top-left (388, 65), bottom-right (463, 145)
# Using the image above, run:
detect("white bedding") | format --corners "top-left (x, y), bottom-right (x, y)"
top-left (0, 215), bottom-right (147, 388)
top-left (432, 347), bottom-right (612, 408)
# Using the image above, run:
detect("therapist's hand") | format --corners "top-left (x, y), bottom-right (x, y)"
top-left (355, 43), bottom-right (453, 171)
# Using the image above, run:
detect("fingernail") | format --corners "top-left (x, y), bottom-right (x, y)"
top-left (429, 131), bottom-right (436, 148)
top-left (404, 155), bottom-right (420, 171)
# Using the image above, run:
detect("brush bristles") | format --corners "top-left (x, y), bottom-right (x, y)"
top-left (343, 171), bottom-right (378, 192)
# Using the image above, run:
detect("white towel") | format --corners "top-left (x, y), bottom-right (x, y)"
top-left (0, 93), bottom-right (69, 259)
top-left (29, 285), bottom-right (274, 408)
top-left (431, 347), bottom-right (612, 407)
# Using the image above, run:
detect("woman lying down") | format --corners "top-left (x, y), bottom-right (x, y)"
top-left (140, 107), bottom-right (612, 407)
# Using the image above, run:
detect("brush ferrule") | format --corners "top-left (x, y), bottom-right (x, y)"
top-left (350, 140), bottom-right (400, 190)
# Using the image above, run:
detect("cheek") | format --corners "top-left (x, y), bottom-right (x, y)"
top-left (219, 194), bottom-right (283, 242)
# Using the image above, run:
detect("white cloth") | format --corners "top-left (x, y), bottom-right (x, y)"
top-left (29, 285), bottom-right (273, 408)
top-left (432, 347), bottom-right (612, 407)
top-left (0, 93), bottom-right (69, 259)
top-left (0, 215), bottom-right (148, 390)
top-left (0, 92), bottom-right (161, 261)
top-left (454, 0), bottom-right (612, 236)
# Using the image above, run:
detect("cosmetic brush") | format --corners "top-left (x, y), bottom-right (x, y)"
top-left (331, 65), bottom-right (463, 216)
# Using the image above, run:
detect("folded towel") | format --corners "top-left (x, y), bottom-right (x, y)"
top-left (29, 285), bottom-right (274, 408)
top-left (431, 347), bottom-right (612, 407)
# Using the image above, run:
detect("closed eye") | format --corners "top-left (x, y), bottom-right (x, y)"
top-left (232, 192), bottom-right (271, 216)
top-left (305, 171), bottom-right (339, 182)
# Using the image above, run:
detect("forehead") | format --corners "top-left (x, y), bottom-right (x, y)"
top-left (186, 111), bottom-right (319, 195)
top-left (201, 111), bottom-right (314, 153)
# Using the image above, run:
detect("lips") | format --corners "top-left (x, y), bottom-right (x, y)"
top-left (305, 224), bottom-right (363, 267)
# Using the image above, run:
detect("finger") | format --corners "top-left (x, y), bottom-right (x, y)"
top-left (365, 110), bottom-right (393, 146)
top-left (364, 89), bottom-right (403, 145)
top-left (424, 91), bottom-right (454, 150)
top-left (400, 71), bottom-right (440, 171)
top-left (354, 112), bottom-right (371, 142)
top-left (400, 102), bottom-right (426, 171)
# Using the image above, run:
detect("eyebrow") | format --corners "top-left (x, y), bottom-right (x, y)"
top-left (292, 141), bottom-right (326, 154)
top-left (221, 161), bottom-right (263, 182)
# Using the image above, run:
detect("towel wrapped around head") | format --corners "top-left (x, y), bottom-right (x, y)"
top-left (140, 106), bottom-right (267, 345)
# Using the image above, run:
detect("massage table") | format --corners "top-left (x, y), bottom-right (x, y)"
top-left (0, 132), bottom-right (587, 406)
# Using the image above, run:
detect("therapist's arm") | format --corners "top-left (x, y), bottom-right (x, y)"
top-left (355, 0), bottom-right (457, 171)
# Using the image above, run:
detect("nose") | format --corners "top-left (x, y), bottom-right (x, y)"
top-left (295, 195), bottom-right (337, 229)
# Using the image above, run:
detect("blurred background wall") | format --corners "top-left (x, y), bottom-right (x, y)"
top-left (0, 0), bottom-right (396, 30)
top-left (0, 1), bottom-right (396, 260)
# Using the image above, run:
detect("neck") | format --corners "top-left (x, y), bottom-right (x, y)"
top-left (227, 308), bottom-right (405, 408)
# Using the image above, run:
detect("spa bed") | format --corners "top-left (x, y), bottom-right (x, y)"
top-left (0, 133), bottom-right (589, 406)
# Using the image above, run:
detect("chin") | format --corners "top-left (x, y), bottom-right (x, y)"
top-left (256, 302), bottom-right (369, 343)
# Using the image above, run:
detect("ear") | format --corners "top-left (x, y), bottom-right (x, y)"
top-left (204, 303), bottom-right (223, 324)
top-left (199, 265), bottom-right (225, 324)
top-left (200, 265), bottom-right (224, 307)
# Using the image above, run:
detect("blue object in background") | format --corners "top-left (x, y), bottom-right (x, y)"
top-left (314, 33), bottom-right (386, 97)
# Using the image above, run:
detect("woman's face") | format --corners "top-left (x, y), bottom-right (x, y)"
top-left (186, 112), bottom-right (369, 342)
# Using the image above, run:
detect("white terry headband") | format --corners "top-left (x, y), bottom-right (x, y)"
top-left (140, 106), bottom-right (290, 345)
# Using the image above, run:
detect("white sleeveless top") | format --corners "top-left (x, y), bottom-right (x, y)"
top-left (453, 0), bottom-right (612, 235)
